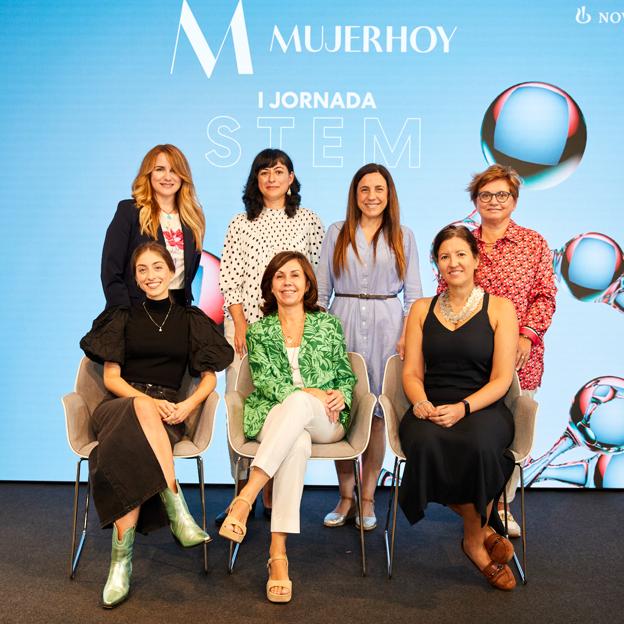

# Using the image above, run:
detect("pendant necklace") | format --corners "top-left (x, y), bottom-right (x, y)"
top-left (143, 301), bottom-right (173, 332)
top-left (281, 316), bottom-right (304, 347)
top-left (287, 345), bottom-right (300, 369)
top-left (160, 208), bottom-right (178, 224)
top-left (439, 286), bottom-right (484, 326)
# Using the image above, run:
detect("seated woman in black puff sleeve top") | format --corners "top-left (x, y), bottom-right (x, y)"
top-left (80, 242), bottom-right (233, 609)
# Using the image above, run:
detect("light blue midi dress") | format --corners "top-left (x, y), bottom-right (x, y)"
top-left (316, 222), bottom-right (422, 416)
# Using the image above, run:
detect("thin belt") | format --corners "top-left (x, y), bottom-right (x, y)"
top-left (334, 293), bottom-right (398, 300)
top-left (129, 382), bottom-right (179, 402)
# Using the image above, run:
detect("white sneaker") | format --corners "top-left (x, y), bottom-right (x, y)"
top-left (498, 509), bottom-right (521, 538)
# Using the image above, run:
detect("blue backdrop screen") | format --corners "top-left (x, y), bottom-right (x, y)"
top-left (1, 0), bottom-right (622, 487)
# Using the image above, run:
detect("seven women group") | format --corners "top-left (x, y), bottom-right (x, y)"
top-left (79, 144), bottom-right (556, 607)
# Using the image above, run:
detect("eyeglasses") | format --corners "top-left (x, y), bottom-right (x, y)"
top-left (477, 191), bottom-right (513, 203)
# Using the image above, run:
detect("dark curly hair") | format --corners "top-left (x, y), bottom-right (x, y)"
top-left (260, 251), bottom-right (321, 316)
top-left (242, 149), bottom-right (301, 220)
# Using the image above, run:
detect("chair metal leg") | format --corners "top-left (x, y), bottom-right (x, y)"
top-left (518, 464), bottom-right (527, 584)
top-left (389, 459), bottom-right (402, 579)
top-left (228, 458), bottom-right (242, 574)
top-left (70, 458), bottom-right (90, 579)
top-left (196, 456), bottom-right (208, 574)
top-left (505, 463), bottom-right (527, 585)
top-left (384, 457), bottom-right (398, 578)
top-left (353, 457), bottom-right (366, 576)
top-left (502, 486), bottom-right (509, 536)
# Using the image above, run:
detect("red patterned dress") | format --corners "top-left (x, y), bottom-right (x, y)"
top-left (438, 220), bottom-right (556, 390)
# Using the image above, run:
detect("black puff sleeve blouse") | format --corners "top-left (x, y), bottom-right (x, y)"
top-left (80, 301), bottom-right (233, 389)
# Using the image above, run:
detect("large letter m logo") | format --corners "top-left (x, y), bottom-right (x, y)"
top-left (171, 0), bottom-right (253, 78)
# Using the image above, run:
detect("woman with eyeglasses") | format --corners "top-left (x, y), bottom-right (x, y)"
top-left (440, 164), bottom-right (556, 537)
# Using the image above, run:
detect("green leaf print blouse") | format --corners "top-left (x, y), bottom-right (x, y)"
top-left (243, 311), bottom-right (357, 440)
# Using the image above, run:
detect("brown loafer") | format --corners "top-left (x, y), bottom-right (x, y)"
top-left (484, 530), bottom-right (514, 564)
top-left (461, 541), bottom-right (516, 591)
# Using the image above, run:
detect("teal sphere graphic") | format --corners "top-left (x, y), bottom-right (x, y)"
top-left (481, 82), bottom-right (587, 190)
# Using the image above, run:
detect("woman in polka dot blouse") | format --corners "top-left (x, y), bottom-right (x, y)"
top-left (218, 148), bottom-right (325, 513)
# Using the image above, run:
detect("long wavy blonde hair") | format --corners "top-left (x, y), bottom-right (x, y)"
top-left (132, 144), bottom-right (205, 250)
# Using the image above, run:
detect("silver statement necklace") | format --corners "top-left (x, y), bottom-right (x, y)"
top-left (439, 286), bottom-right (484, 326)
top-left (142, 300), bottom-right (173, 332)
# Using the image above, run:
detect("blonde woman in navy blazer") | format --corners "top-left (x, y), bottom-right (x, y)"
top-left (101, 144), bottom-right (205, 308)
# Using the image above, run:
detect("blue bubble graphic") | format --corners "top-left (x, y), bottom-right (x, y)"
top-left (481, 82), bottom-right (587, 190)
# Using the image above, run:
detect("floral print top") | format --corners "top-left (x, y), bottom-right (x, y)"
top-left (160, 211), bottom-right (185, 290)
top-left (243, 312), bottom-right (357, 439)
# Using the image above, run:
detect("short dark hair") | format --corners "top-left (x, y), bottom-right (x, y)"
top-left (260, 251), bottom-right (321, 316)
top-left (242, 149), bottom-right (301, 220)
top-left (131, 241), bottom-right (175, 274)
top-left (432, 225), bottom-right (479, 266)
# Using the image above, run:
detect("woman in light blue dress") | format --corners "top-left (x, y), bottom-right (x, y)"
top-left (317, 163), bottom-right (422, 529)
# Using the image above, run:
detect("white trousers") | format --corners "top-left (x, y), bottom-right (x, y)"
top-left (252, 391), bottom-right (344, 534)
top-left (224, 319), bottom-right (251, 480)
top-left (505, 388), bottom-right (538, 503)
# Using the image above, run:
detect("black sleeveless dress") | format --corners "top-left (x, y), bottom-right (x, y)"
top-left (398, 293), bottom-right (514, 526)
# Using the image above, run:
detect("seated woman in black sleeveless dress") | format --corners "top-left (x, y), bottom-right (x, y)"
top-left (399, 225), bottom-right (518, 591)
top-left (80, 242), bottom-right (233, 608)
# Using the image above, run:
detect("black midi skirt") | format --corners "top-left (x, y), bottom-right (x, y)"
top-left (88, 395), bottom-right (185, 533)
top-left (398, 400), bottom-right (514, 527)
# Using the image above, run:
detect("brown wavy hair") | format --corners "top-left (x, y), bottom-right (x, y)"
top-left (332, 163), bottom-right (406, 280)
top-left (131, 241), bottom-right (176, 274)
top-left (260, 251), bottom-right (321, 316)
top-left (466, 164), bottom-right (522, 204)
top-left (432, 225), bottom-right (479, 266)
top-left (131, 144), bottom-right (205, 250)
top-left (242, 149), bottom-right (301, 220)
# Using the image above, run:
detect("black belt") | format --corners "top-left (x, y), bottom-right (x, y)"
top-left (334, 293), bottom-right (397, 300)
top-left (129, 382), bottom-right (179, 402)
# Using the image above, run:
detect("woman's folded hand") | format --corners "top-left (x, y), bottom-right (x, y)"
top-left (428, 403), bottom-right (464, 428)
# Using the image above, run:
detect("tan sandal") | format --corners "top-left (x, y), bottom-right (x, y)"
top-left (218, 496), bottom-right (253, 544)
top-left (266, 556), bottom-right (292, 603)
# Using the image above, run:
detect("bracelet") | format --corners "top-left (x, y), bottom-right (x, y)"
top-left (520, 326), bottom-right (541, 346)
top-left (414, 399), bottom-right (432, 410)
top-left (461, 399), bottom-right (471, 417)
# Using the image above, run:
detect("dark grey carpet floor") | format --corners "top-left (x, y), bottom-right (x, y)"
top-left (0, 483), bottom-right (622, 624)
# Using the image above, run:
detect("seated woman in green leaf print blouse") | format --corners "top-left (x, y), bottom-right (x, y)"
top-left (218, 250), bottom-right (356, 603)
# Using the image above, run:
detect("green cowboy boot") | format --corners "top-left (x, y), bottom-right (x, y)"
top-left (159, 481), bottom-right (211, 547)
top-left (102, 524), bottom-right (135, 609)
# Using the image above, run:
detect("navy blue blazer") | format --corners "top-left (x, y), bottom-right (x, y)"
top-left (101, 199), bottom-right (201, 308)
